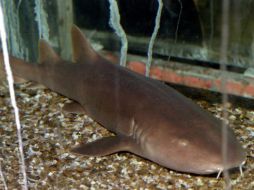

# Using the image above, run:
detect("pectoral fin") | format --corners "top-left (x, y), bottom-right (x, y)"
top-left (71, 136), bottom-right (132, 156)
top-left (62, 101), bottom-right (86, 114)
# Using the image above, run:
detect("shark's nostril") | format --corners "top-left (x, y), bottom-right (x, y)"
top-left (239, 159), bottom-right (246, 176)
top-left (239, 165), bottom-right (243, 176)
top-left (241, 159), bottom-right (246, 166)
top-left (216, 170), bottom-right (223, 179)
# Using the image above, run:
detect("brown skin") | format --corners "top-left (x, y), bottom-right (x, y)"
top-left (0, 25), bottom-right (246, 175)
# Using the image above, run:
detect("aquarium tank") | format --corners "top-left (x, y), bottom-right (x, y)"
top-left (0, 0), bottom-right (253, 189)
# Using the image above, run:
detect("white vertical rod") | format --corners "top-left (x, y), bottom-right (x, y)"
top-left (0, 3), bottom-right (28, 190)
top-left (146, 0), bottom-right (163, 77)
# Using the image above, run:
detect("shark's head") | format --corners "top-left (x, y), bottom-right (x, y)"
top-left (142, 115), bottom-right (246, 175)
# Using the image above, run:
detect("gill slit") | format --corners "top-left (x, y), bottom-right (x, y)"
top-left (129, 118), bottom-right (148, 151)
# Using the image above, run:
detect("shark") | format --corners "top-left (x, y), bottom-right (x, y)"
top-left (0, 25), bottom-right (246, 175)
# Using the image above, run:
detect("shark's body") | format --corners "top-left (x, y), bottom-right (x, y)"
top-left (1, 26), bottom-right (245, 175)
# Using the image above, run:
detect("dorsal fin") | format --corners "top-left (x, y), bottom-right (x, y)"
top-left (71, 25), bottom-right (98, 63)
top-left (39, 39), bottom-right (61, 64)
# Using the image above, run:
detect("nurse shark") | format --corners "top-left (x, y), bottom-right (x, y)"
top-left (0, 25), bottom-right (246, 175)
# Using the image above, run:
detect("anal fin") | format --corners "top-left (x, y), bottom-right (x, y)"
top-left (71, 136), bottom-right (132, 156)
top-left (26, 83), bottom-right (46, 90)
top-left (13, 76), bottom-right (28, 84)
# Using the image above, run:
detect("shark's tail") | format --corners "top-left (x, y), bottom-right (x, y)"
top-left (0, 38), bottom-right (61, 86)
top-left (0, 25), bottom-right (99, 86)
top-left (0, 51), bottom-right (29, 84)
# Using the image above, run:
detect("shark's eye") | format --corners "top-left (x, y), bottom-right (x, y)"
top-left (178, 139), bottom-right (189, 147)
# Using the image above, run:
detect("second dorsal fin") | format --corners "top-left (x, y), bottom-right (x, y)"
top-left (39, 39), bottom-right (61, 64)
top-left (71, 25), bottom-right (98, 63)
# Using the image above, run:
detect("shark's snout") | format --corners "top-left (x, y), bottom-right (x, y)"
top-left (221, 148), bottom-right (246, 172)
top-left (183, 141), bottom-right (246, 174)
top-left (193, 140), bottom-right (246, 174)
top-left (172, 148), bottom-right (246, 175)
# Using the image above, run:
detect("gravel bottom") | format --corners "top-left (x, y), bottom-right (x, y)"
top-left (0, 83), bottom-right (253, 190)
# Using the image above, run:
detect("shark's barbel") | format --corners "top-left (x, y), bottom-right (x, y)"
top-left (0, 25), bottom-right (246, 175)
